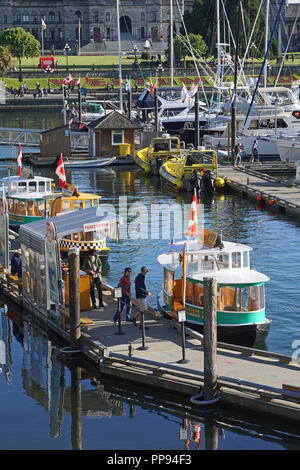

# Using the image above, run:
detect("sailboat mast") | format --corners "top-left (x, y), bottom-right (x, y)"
top-left (170, 0), bottom-right (174, 88)
top-left (117, 0), bottom-right (123, 112)
top-left (264, 0), bottom-right (270, 88)
top-left (216, 0), bottom-right (221, 101)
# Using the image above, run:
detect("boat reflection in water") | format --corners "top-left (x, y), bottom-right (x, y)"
top-left (1, 305), bottom-right (300, 450)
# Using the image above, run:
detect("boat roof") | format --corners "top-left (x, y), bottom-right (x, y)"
top-left (172, 239), bottom-right (252, 254)
top-left (188, 269), bottom-right (269, 285)
top-left (19, 206), bottom-right (120, 253)
top-left (1, 175), bottom-right (53, 183)
top-left (53, 192), bottom-right (101, 200)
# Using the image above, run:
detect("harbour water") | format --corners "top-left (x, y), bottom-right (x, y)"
top-left (0, 110), bottom-right (300, 450)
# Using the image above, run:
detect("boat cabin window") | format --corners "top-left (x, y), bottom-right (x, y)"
top-left (62, 200), bottom-right (72, 212)
top-left (18, 182), bottom-right (27, 193)
top-left (186, 280), bottom-right (204, 307)
top-left (201, 255), bottom-right (215, 271)
top-left (170, 139), bottom-right (178, 149)
top-left (216, 253), bottom-right (229, 269)
top-left (8, 182), bottom-right (17, 193)
top-left (84, 199), bottom-right (92, 209)
top-left (46, 182), bottom-right (51, 192)
top-left (38, 181), bottom-right (45, 192)
top-left (242, 251), bottom-right (249, 268)
top-left (153, 141), bottom-right (169, 152)
top-left (163, 268), bottom-right (174, 296)
top-left (217, 284), bottom-right (265, 312)
top-left (232, 252), bottom-right (241, 268)
top-left (28, 181), bottom-right (37, 193)
top-left (73, 200), bottom-right (83, 211)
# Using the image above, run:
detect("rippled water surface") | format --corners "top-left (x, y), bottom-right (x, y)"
top-left (0, 110), bottom-right (299, 450)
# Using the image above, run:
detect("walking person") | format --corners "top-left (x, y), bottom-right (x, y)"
top-left (250, 139), bottom-right (259, 164)
top-left (113, 267), bottom-right (132, 324)
top-left (11, 250), bottom-right (22, 279)
top-left (132, 267), bottom-right (151, 328)
top-left (82, 249), bottom-right (104, 309)
top-left (234, 142), bottom-right (242, 167)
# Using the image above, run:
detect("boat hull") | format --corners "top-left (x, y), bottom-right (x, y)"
top-left (157, 293), bottom-right (271, 347)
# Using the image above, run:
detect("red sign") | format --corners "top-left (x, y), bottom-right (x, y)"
top-left (39, 56), bottom-right (55, 69)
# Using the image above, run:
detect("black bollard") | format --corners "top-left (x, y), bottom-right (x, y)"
top-left (137, 310), bottom-right (148, 350)
top-left (114, 292), bottom-right (125, 336)
top-left (177, 309), bottom-right (189, 364)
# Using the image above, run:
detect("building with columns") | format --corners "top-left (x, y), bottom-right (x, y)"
top-left (0, 0), bottom-right (191, 52)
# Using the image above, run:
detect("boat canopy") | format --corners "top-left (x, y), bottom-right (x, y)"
top-left (189, 269), bottom-right (269, 286)
top-left (19, 206), bottom-right (120, 253)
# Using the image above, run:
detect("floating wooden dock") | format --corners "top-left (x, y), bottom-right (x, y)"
top-left (220, 163), bottom-right (300, 218)
top-left (1, 274), bottom-right (300, 425)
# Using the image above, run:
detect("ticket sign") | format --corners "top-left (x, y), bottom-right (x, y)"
top-left (114, 287), bottom-right (122, 298)
top-left (178, 310), bottom-right (186, 322)
top-left (84, 221), bottom-right (109, 232)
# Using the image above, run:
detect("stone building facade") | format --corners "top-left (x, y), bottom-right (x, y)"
top-left (0, 0), bottom-right (191, 51)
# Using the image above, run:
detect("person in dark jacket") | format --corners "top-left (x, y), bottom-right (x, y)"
top-left (82, 249), bottom-right (104, 308)
top-left (113, 267), bottom-right (132, 324)
top-left (11, 251), bottom-right (22, 279)
top-left (132, 266), bottom-right (151, 327)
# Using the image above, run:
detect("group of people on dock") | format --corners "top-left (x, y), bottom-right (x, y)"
top-left (82, 249), bottom-right (151, 328)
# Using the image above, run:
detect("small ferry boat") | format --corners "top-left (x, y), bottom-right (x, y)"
top-left (157, 230), bottom-right (271, 347)
top-left (133, 134), bottom-right (182, 175)
top-left (1, 175), bottom-right (53, 227)
top-left (50, 188), bottom-right (110, 258)
top-left (159, 148), bottom-right (225, 193)
top-left (1, 175), bottom-right (110, 257)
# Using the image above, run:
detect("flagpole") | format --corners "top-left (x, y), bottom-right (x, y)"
top-left (78, 17), bottom-right (81, 56)
top-left (41, 24), bottom-right (44, 56)
top-left (116, 0), bottom-right (123, 113)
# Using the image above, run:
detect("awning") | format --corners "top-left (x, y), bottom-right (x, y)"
top-left (19, 207), bottom-right (120, 253)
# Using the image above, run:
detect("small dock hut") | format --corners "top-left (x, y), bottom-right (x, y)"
top-left (88, 111), bottom-right (142, 160)
top-left (15, 207), bottom-right (120, 313)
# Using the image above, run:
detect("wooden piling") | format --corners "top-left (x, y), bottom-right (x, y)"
top-left (203, 277), bottom-right (218, 401)
top-left (68, 247), bottom-right (81, 350)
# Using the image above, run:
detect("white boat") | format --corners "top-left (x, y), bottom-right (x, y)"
top-left (157, 229), bottom-right (271, 347)
top-left (275, 133), bottom-right (300, 163)
top-left (63, 157), bottom-right (116, 169)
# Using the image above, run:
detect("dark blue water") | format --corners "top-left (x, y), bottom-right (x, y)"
top-left (0, 110), bottom-right (300, 449)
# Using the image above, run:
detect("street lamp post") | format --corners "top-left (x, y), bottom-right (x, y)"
top-left (45, 65), bottom-right (54, 91)
top-left (154, 63), bottom-right (164, 132)
top-left (250, 42), bottom-right (257, 77)
top-left (64, 43), bottom-right (71, 72)
top-left (133, 45), bottom-right (139, 69)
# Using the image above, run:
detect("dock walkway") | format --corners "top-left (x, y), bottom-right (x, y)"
top-left (77, 288), bottom-right (300, 424)
top-left (219, 163), bottom-right (300, 218)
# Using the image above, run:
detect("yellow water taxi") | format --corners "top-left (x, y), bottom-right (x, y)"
top-left (133, 134), bottom-right (182, 175)
top-left (159, 149), bottom-right (225, 195)
top-left (50, 185), bottom-right (110, 258)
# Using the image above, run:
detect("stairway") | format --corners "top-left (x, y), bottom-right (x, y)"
top-left (81, 39), bottom-right (167, 55)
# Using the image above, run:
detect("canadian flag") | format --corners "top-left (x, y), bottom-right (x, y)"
top-left (55, 154), bottom-right (67, 188)
top-left (63, 73), bottom-right (73, 85)
top-left (17, 144), bottom-right (22, 176)
top-left (84, 74), bottom-right (89, 83)
top-left (186, 189), bottom-right (199, 238)
top-left (149, 80), bottom-right (157, 95)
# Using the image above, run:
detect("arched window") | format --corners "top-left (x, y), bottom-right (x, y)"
top-left (48, 11), bottom-right (55, 23)
top-left (75, 10), bottom-right (81, 23)
top-left (23, 12), bottom-right (29, 23)
top-left (106, 13), bottom-right (110, 23)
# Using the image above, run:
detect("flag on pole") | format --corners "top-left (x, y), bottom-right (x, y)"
top-left (17, 144), bottom-right (22, 177)
top-left (63, 73), bottom-right (73, 85)
top-left (55, 154), bottom-right (67, 188)
top-left (41, 19), bottom-right (47, 30)
top-left (125, 79), bottom-right (131, 92)
top-left (84, 73), bottom-right (89, 83)
top-left (186, 189), bottom-right (199, 238)
top-left (149, 81), bottom-right (157, 95)
top-left (75, 77), bottom-right (81, 86)
top-left (181, 84), bottom-right (188, 103)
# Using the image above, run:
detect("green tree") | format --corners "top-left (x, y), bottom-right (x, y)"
top-left (0, 27), bottom-right (40, 73)
top-left (184, 0), bottom-right (266, 57)
top-left (0, 46), bottom-right (13, 77)
top-left (167, 34), bottom-right (207, 67)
